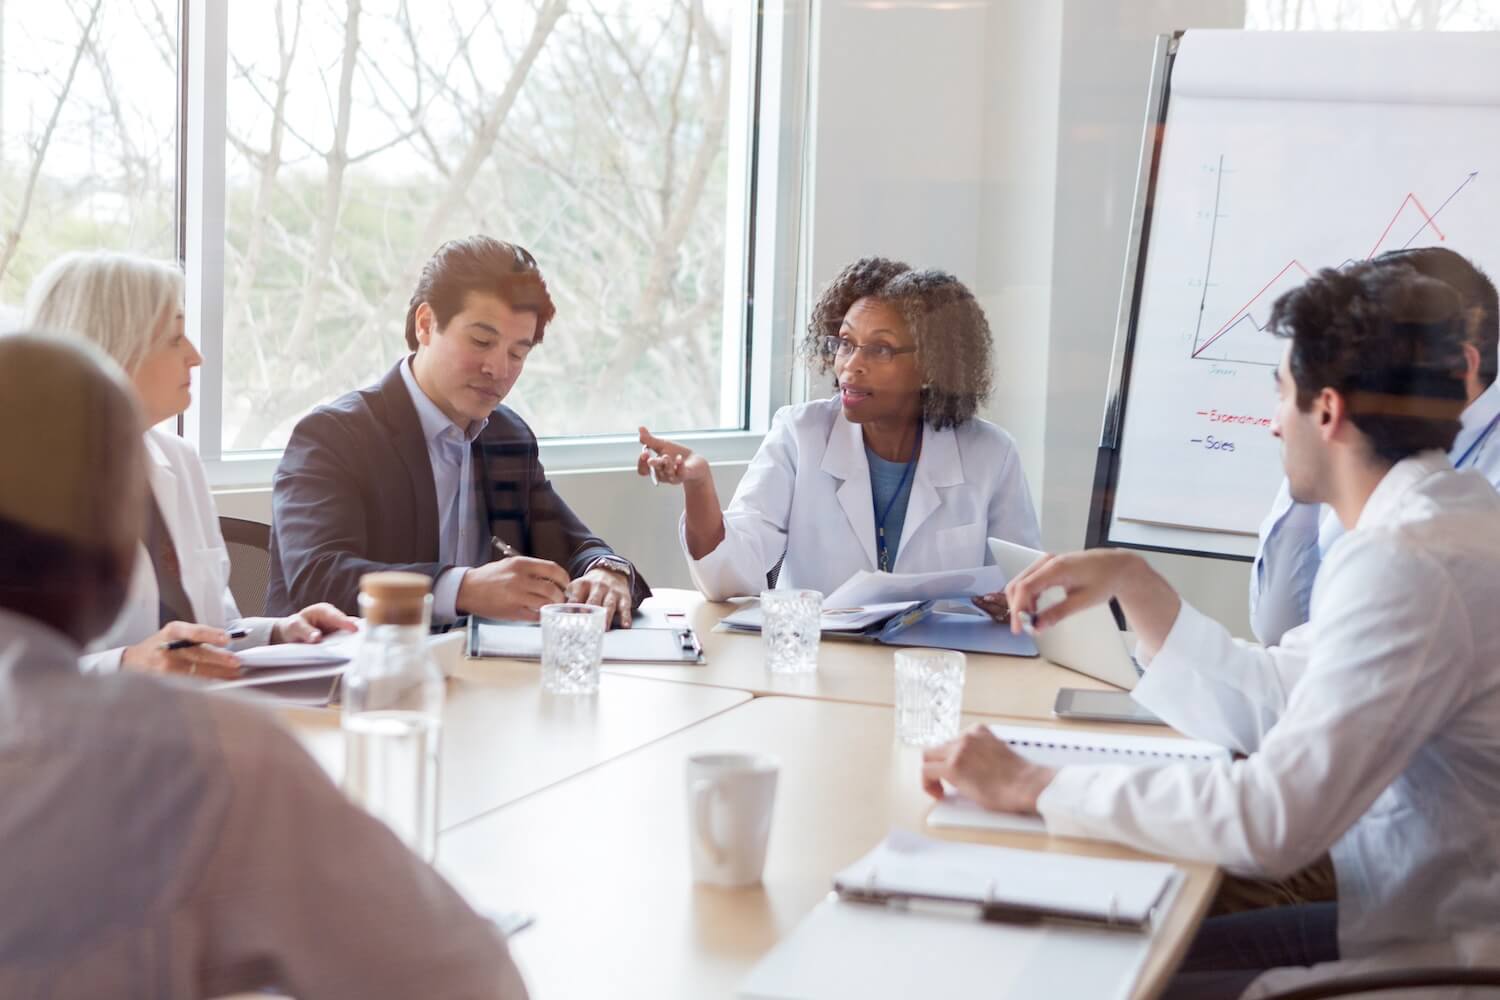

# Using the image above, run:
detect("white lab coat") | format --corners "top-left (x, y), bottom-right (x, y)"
top-left (684, 397), bottom-right (1041, 600)
top-left (1035, 453), bottom-right (1500, 992)
top-left (81, 428), bottom-right (274, 673)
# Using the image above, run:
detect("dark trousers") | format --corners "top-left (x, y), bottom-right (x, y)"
top-left (1162, 902), bottom-right (1340, 1000)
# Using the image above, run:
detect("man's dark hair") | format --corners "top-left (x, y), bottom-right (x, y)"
top-left (1374, 246), bottom-right (1498, 388)
top-left (404, 236), bottom-right (557, 351)
top-left (1268, 261), bottom-right (1469, 465)
top-left (803, 256), bottom-right (995, 430)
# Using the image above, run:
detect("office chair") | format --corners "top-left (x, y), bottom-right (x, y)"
top-left (1257, 967), bottom-right (1500, 1000)
top-left (219, 516), bottom-right (273, 618)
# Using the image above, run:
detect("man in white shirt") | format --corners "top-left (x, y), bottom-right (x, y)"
top-left (0, 333), bottom-right (528, 999)
top-left (1250, 247), bottom-right (1500, 645)
top-left (921, 262), bottom-right (1500, 998)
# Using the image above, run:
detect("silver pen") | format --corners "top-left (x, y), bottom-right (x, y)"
top-left (492, 535), bottom-right (521, 559)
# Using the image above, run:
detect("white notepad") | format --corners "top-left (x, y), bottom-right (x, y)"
top-left (236, 644), bottom-right (352, 671)
top-left (467, 620), bottom-right (705, 664)
top-left (927, 723), bottom-right (1232, 835)
top-left (739, 831), bottom-right (1182, 1000)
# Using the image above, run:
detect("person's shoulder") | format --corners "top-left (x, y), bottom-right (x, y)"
top-left (773, 396), bottom-right (841, 434)
top-left (950, 415), bottom-right (1021, 467)
top-left (145, 425), bottom-right (202, 466)
top-left (485, 404), bottom-right (536, 439)
top-left (285, 367), bottom-right (399, 447)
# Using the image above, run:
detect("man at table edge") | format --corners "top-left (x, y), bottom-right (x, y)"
top-left (922, 261), bottom-right (1500, 999)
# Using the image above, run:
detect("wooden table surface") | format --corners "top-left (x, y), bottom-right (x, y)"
top-left (437, 696), bottom-right (1219, 1000)
top-left (603, 589), bottom-right (1122, 719)
top-left (285, 661), bottom-right (750, 832)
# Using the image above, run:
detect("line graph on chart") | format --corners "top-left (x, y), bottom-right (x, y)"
top-left (1186, 156), bottom-right (1480, 368)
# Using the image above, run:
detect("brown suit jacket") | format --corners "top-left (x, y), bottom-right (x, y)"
top-left (266, 360), bottom-right (649, 616)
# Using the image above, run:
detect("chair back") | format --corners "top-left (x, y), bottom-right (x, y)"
top-left (220, 517), bottom-right (272, 618)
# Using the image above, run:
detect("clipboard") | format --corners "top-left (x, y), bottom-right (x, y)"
top-left (465, 617), bottom-right (706, 664)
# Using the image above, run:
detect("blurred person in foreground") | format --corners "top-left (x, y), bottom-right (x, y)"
top-left (23, 251), bottom-right (353, 678)
top-left (0, 332), bottom-right (528, 999)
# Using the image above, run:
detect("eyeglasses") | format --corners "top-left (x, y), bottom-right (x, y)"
top-left (822, 335), bottom-right (918, 364)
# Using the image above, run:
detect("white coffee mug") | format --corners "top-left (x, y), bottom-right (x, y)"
top-left (685, 751), bottom-right (779, 887)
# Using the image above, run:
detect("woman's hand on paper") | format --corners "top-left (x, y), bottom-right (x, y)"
top-left (921, 725), bottom-right (1055, 815)
top-left (121, 622), bottom-right (242, 679)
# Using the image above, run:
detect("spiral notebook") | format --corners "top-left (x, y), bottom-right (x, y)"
top-left (927, 723), bottom-right (1231, 835)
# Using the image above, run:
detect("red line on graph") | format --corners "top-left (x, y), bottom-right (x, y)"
top-left (1191, 258), bottom-right (1311, 359)
top-left (1366, 192), bottom-right (1445, 260)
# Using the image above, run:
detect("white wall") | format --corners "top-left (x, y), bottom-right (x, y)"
top-left (1042, 0), bottom-right (1252, 636)
top-left (806, 1), bottom-right (988, 290)
top-left (974, 2), bottom-right (1064, 499)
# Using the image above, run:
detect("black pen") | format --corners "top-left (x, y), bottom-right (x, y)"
top-left (492, 535), bottom-right (521, 559)
top-left (162, 628), bottom-right (247, 651)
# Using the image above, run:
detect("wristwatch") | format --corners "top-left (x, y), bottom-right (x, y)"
top-left (587, 555), bottom-right (635, 586)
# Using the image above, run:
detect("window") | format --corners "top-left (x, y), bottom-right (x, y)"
top-left (0, 0), bottom-right (178, 310)
top-left (182, 0), bottom-right (807, 481)
top-left (1246, 0), bottom-right (1500, 29)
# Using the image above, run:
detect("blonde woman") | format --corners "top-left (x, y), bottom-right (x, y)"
top-left (23, 251), bottom-right (353, 676)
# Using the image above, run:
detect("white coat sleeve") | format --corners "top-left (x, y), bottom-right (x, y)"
top-left (1039, 540), bottom-right (1475, 878)
top-left (985, 437), bottom-right (1041, 550)
top-left (683, 409), bottom-right (800, 601)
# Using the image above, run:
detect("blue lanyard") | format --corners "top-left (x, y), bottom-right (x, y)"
top-left (1454, 409), bottom-right (1500, 470)
top-left (874, 424), bottom-right (923, 573)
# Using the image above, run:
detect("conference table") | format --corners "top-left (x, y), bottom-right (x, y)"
top-left (607, 588), bottom-right (1121, 718)
top-left (277, 589), bottom-right (1219, 1000)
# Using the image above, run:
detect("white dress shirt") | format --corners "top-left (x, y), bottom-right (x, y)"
top-left (1037, 452), bottom-right (1500, 968)
top-left (683, 397), bottom-right (1041, 600)
top-left (0, 608), bottom-right (527, 999)
top-left (1251, 381), bottom-right (1500, 644)
top-left (82, 427), bottom-right (276, 673)
top-left (397, 357), bottom-right (490, 623)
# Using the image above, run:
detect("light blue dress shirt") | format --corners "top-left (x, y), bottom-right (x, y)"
top-left (1250, 380), bottom-right (1500, 644)
top-left (398, 357), bottom-right (490, 623)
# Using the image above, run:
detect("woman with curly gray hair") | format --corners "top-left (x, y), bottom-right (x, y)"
top-left (638, 256), bottom-right (1039, 600)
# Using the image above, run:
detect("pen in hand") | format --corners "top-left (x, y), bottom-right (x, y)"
top-left (161, 627), bottom-right (248, 651)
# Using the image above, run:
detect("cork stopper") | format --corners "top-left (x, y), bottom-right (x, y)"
top-left (358, 571), bottom-right (432, 626)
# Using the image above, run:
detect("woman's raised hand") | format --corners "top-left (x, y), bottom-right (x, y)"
top-left (638, 426), bottom-right (711, 486)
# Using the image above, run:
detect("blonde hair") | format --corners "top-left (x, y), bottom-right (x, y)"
top-left (22, 251), bottom-right (184, 374)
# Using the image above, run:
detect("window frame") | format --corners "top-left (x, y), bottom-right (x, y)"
top-left (180, 0), bottom-right (812, 488)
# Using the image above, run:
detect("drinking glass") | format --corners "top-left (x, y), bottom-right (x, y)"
top-left (540, 603), bottom-right (607, 694)
top-left (893, 648), bottom-right (965, 746)
top-left (760, 589), bottom-right (821, 674)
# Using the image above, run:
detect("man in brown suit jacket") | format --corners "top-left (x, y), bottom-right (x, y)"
top-left (267, 236), bottom-right (647, 627)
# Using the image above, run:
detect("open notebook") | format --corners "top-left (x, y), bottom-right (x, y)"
top-left (928, 723), bottom-right (1232, 835)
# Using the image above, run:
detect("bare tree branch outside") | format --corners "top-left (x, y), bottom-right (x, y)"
top-left (1, 0), bottom-right (744, 451)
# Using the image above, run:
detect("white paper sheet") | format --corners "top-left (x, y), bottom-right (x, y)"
top-left (823, 565), bottom-right (1008, 608)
